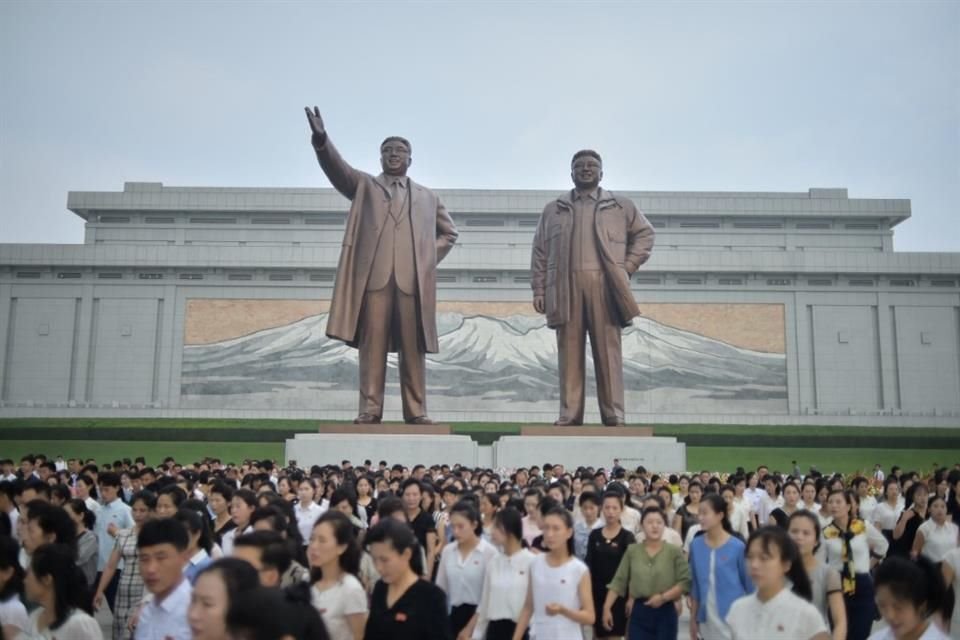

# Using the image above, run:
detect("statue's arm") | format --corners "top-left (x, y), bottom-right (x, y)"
top-left (530, 207), bottom-right (549, 298)
top-left (624, 205), bottom-right (655, 274)
top-left (312, 136), bottom-right (361, 200)
top-left (304, 106), bottom-right (361, 199)
top-left (435, 199), bottom-right (459, 263)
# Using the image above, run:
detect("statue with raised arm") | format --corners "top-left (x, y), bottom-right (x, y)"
top-left (531, 150), bottom-right (655, 427)
top-left (305, 107), bottom-right (459, 425)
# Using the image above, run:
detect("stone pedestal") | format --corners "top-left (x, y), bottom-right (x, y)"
top-left (285, 423), bottom-right (477, 468)
top-left (493, 425), bottom-right (685, 471)
top-left (285, 423), bottom-right (686, 472)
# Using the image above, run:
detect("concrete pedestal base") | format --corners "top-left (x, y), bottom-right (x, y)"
top-left (286, 424), bottom-right (477, 468)
top-left (285, 424), bottom-right (686, 472)
top-left (492, 434), bottom-right (685, 471)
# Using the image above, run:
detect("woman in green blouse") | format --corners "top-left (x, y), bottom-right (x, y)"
top-left (603, 507), bottom-right (691, 640)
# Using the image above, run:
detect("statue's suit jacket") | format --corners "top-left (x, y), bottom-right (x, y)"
top-left (531, 189), bottom-right (655, 329)
top-left (314, 138), bottom-right (459, 353)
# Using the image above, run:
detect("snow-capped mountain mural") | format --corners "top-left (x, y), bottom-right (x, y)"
top-left (180, 309), bottom-right (787, 416)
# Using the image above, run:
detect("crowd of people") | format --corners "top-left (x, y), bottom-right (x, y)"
top-left (0, 452), bottom-right (957, 640)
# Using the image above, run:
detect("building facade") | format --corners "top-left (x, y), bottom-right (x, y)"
top-left (1, 181), bottom-right (958, 425)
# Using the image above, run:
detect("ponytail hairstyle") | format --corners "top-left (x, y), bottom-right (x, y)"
top-left (542, 506), bottom-right (575, 557)
top-left (175, 506), bottom-right (214, 554)
top-left (788, 510), bottom-right (823, 554)
top-left (746, 526), bottom-right (813, 601)
top-left (30, 543), bottom-right (93, 629)
top-left (450, 499), bottom-right (483, 537)
top-left (365, 517), bottom-right (424, 576)
top-left (65, 498), bottom-right (96, 531)
top-left (492, 507), bottom-right (525, 547)
top-left (310, 510), bottom-right (361, 581)
top-left (701, 493), bottom-right (735, 536)
top-left (874, 555), bottom-right (949, 621)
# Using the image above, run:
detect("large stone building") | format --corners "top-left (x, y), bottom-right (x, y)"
top-left (1, 181), bottom-right (958, 425)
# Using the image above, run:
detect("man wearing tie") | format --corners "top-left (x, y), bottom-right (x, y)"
top-left (305, 107), bottom-right (459, 425)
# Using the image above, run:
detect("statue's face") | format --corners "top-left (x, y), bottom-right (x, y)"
top-left (380, 140), bottom-right (411, 176)
top-left (571, 155), bottom-right (602, 190)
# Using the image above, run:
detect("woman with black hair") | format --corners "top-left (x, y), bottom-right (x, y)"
top-left (0, 535), bottom-right (28, 637)
top-left (176, 507), bottom-right (215, 584)
top-left (188, 557), bottom-right (260, 640)
top-left (363, 518), bottom-right (452, 640)
top-left (673, 481), bottom-right (703, 542)
top-left (788, 511), bottom-right (847, 640)
top-left (872, 478), bottom-right (903, 548)
top-left (587, 490), bottom-right (636, 639)
top-left (155, 483), bottom-right (187, 518)
top-left (399, 479), bottom-right (440, 578)
top-left (435, 500), bottom-right (497, 638)
top-left (892, 482), bottom-right (930, 558)
top-left (94, 489), bottom-right (155, 639)
top-left (209, 481), bottom-right (236, 546)
top-left (471, 508), bottom-right (535, 640)
top-left (605, 507), bottom-right (690, 640)
top-left (308, 510), bottom-right (368, 640)
top-left (823, 490), bottom-right (889, 640)
top-left (869, 556), bottom-right (950, 640)
top-left (222, 488), bottom-right (257, 556)
top-left (227, 583), bottom-right (330, 640)
top-left (688, 493), bottom-right (753, 640)
top-left (513, 507), bottom-right (594, 640)
top-left (19, 543), bottom-right (103, 639)
top-left (63, 499), bottom-right (98, 589)
top-left (726, 527), bottom-right (830, 640)
top-left (329, 487), bottom-right (365, 533)
top-left (355, 475), bottom-right (377, 527)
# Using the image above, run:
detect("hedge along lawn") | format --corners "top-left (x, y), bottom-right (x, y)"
top-left (0, 441), bottom-right (283, 467)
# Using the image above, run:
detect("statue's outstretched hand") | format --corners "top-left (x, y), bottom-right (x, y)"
top-left (304, 106), bottom-right (326, 144)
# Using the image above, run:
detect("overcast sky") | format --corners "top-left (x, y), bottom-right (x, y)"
top-left (1, 1), bottom-right (957, 251)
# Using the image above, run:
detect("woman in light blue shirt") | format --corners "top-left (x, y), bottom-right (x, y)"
top-left (688, 494), bottom-right (753, 640)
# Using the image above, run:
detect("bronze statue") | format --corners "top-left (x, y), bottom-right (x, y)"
top-left (305, 107), bottom-right (459, 424)
top-left (531, 150), bottom-right (655, 426)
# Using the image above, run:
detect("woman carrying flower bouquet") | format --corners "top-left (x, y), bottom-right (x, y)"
top-left (822, 490), bottom-right (889, 640)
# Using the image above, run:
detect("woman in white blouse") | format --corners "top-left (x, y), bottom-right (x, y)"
top-left (726, 526), bottom-right (830, 640)
top-left (869, 555), bottom-right (950, 640)
top-left (436, 499), bottom-right (498, 639)
top-left (469, 507), bottom-right (535, 640)
top-left (872, 478), bottom-right (903, 547)
top-left (913, 495), bottom-right (959, 564)
top-left (295, 478), bottom-right (326, 546)
top-left (513, 507), bottom-right (595, 640)
top-left (17, 543), bottom-right (103, 640)
top-left (308, 510), bottom-right (368, 640)
top-left (822, 490), bottom-right (889, 640)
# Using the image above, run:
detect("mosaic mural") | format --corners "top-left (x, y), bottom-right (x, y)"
top-left (180, 300), bottom-right (787, 415)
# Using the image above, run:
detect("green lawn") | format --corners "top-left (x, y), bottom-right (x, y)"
top-left (684, 447), bottom-right (954, 476)
top-left (0, 440), bottom-right (954, 474)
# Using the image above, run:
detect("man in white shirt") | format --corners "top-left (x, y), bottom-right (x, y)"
top-left (134, 518), bottom-right (192, 640)
top-left (873, 464), bottom-right (886, 483)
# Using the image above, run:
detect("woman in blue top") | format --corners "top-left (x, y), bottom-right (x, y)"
top-left (688, 494), bottom-right (753, 640)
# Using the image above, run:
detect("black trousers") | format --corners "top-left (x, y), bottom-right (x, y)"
top-left (450, 603), bottom-right (478, 636)
top-left (486, 619), bottom-right (528, 640)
